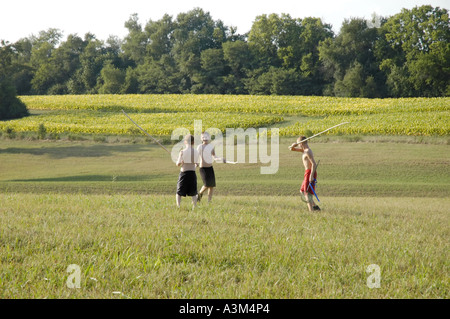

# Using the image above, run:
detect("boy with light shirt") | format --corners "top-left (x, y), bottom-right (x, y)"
top-left (197, 132), bottom-right (226, 203)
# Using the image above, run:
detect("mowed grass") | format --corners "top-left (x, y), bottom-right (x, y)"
top-left (0, 137), bottom-right (448, 198)
top-left (0, 193), bottom-right (448, 299)
top-left (0, 137), bottom-right (449, 298)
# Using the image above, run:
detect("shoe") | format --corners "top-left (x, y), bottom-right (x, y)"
top-left (197, 193), bottom-right (202, 203)
top-left (313, 205), bottom-right (321, 211)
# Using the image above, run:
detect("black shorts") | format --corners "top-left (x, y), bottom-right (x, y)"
top-left (177, 170), bottom-right (198, 197)
top-left (199, 166), bottom-right (216, 187)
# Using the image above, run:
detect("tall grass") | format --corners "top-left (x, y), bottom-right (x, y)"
top-left (0, 193), bottom-right (448, 298)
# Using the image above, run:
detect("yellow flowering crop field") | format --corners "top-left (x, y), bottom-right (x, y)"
top-left (1, 110), bottom-right (283, 136)
top-left (1, 94), bottom-right (448, 136)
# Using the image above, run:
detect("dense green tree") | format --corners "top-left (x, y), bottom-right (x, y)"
top-left (76, 36), bottom-right (106, 93)
top-left (334, 62), bottom-right (365, 97)
top-left (171, 8), bottom-right (227, 92)
top-left (145, 14), bottom-right (175, 61)
top-left (245, 67), bottom-right (302, 95)
top-left (192, 48), bottom-right (226, 93)
top-left (247, 14), bottom-right (283, 69)
top-left (0, 6), bottom-right (448, 97)
top-left (29, 29), bottom-right (64, 94)
top-left (122, 14), bottom-right (148, 65)
top-left (98, 62), bottom-right (126, 94)
top-left (299, 18), bottom-right (334, 94)
top-left (0, 41), bottom-right (28, 119)
top-left (136, 55), bottom-right (180, 93)
top-left (0, 79), bottom-right (29, 119)
top-left (222, 40), bottom-right (253, 93)
top-left (10, 38), bottom-right (34, 94)
top-left (380, 5), bottom-right (449, 96)
top-left (319, 18), bottom-right (385, 97)
top-left (122, 67), bottom-right (139, 94)
top-left (48, 34), bottom-right (86, 94)
top-left (247, 14), bottom-right (333, 95)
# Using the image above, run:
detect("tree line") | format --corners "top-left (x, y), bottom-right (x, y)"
top-left (1, 5), bottom-right (449, 101)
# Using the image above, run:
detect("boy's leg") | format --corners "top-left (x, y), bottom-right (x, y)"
top-left (191, 195), bottom-right (198, 207)
top-left (176, 194), bottom-right (182, 208)
top-left (207, 187), bottom-right (214, 202)
top-left (198, 185), bottom-right (206, 202)
top-left (304, 192), bottom-right (314, 211)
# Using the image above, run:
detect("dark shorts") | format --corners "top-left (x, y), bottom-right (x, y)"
top-left (199, 166), bottom-right (216, 187)
top-left (177, 170), bottom-right (197, 197)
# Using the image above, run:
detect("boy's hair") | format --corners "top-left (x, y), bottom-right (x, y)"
top-left (184, 134), bottom-right (195, 145)
top-left (297, 136), bottom-right (307, 144)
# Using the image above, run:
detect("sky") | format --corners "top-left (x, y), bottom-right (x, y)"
top-left (1, 0), bottom-right (449, 42)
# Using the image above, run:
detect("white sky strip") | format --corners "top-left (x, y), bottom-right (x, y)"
top-left (2, 1), bottom-right (448, 42)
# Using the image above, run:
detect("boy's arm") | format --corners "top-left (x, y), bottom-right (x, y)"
top-left (176, 151), bottom-right (184, 167)
top-left (289, 143), bottom-right (304, 152)
top-left (194, 149), bottom-right (200, 166)
top-left (211, 147), bottom-right (226, 163)
top-left (196, 145), bottom-right (201, 167)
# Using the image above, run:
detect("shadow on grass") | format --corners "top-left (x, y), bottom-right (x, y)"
top-left (0, 144), bottom-right (153, 158)
top-left (11, 174), bottom-right (170, 182)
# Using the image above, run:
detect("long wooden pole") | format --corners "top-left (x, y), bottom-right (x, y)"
top-left (121, 109), bottom-right (171, 155)
top-left (294, 122), bottom-right (350, 145)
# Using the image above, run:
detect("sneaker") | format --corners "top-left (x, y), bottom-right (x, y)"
top-left (313, 205), bottom-right (321, 211)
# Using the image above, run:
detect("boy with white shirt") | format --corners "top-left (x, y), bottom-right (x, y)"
top-left (196, 132), bottom-right (225, 203)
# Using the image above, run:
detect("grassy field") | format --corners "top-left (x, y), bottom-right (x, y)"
top-left (0, 193), bottom-right (448, 299)
top-left (0, 137), bottom-right (449, 298)
top-left (0, 136), bottom-right (448, 197)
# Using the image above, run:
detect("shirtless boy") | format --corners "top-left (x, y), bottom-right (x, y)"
top-left (176, 134), bottom-right (199, 209)
top-left (289, 136), bottom-right (321, 211)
